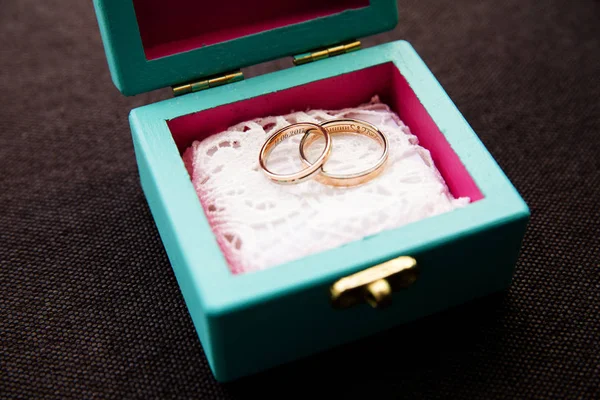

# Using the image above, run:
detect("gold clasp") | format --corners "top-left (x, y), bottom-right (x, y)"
top-left (293, 40), bottom-right (361, 66)
top-left (330, 256), bottom-right (419, 309)
top-left (172, 70), bottom-right (244, 96)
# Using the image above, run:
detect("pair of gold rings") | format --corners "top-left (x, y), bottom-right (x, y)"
top-left (258, 118), bottom-right (389, 187)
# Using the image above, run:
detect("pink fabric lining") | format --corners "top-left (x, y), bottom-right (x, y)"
top-left (167, 62), bottom-right (483, 201)
top-left (388, 67), bottom-right (484, 202)
top-left (131, 0), bottom-right (369, 60)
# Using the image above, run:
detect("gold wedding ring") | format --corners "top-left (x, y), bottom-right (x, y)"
top-left (259, 122), bottom-right (332, 184)
top-left (299, 119), bottom-right (389, 187)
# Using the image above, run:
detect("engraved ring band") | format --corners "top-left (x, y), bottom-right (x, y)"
top-left (259, 122), bottom-right (332, 185)
top-left (299, 118), bottom-right (389, 187)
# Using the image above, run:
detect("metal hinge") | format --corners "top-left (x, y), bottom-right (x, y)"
top-left (172, 70), bottom-right (244, 97)
top-left (293, 40), bottom-right (361, 66)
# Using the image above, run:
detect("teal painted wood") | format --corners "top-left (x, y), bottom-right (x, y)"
top-left (129, 40), bottom-right (529, 381)
top-left (92, 0), bottom-right (398, 96)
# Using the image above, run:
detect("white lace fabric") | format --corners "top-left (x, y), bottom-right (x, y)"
top-left (183, 96), bottom-right (470, 274)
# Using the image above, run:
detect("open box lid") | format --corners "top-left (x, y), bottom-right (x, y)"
top-left (92, 0), bottom-right (399, 96)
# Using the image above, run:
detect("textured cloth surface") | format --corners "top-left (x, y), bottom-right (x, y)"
top-left (1, 1), bottom-right (599, 399)
top-left (184, 97), bottom-right (468, 274)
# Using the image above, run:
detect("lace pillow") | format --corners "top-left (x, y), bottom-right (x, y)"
top-left (183, 96), bottom-right (470, 274)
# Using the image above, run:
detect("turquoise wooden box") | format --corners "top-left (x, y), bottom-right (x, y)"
top-left (92, 0), bottom-right (529, 382)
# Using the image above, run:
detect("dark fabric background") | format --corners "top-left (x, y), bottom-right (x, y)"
top-left (1, 1), bottom-right (599, 398)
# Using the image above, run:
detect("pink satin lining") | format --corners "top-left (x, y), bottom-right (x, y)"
top-left (167, 62), bottom-right (483, 202)
top-left (131, 0), bottom-right (369, 60)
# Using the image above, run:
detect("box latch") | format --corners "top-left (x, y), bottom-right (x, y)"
top-left (293, 40), bottom-right (361, 66)
top-left (172, 70), bottom-right (244, 97)
top-left (330, 256), bottom-right (419, 309)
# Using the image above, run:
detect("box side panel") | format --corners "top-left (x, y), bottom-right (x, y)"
top-left (210, 213), bottom-right (529, 381)
top-left (129, 114), bottom-right (217, 373)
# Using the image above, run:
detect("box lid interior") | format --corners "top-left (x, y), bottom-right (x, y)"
top-left (92, 0), bottom-right (399, 96)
